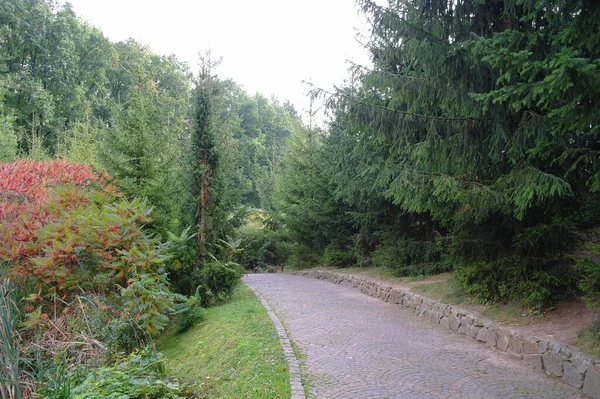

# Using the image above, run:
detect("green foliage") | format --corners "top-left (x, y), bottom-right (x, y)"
top-left (323, 243), bottom-right (356, 268)
top-left (0, 279), bottom-right (24, 399)
top-left (455, 256), bottom-right (578, 308)
top-left (577, 243), bottom-right (600, 308)
top-left (196, 261), bottom-right (243, 307)
top-left (293, 0), bottom-right (600, 306)
top-left (372, 235), bottom-right (447, 277)
top-left (72, 349), bottom-right (193, 399)
top-left (234, 211), bottom-right (291, 270)
top-left (174, 296), bottom-right (205, 335)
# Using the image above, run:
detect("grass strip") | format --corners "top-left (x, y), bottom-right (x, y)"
top-left (159, 283), bottom-right (290, 398)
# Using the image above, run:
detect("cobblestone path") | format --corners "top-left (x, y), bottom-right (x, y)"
top-left (243, 274), bottom-right (585, 399)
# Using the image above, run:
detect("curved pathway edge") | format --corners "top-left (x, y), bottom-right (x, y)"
top-left (244, 279), bottom-right (306, 399)
top-left (294, 269), bottom-right (600, 398)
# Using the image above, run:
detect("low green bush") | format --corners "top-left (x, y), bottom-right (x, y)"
top-left (196, 261), bottom-right (243, 307)
top-left (371, 237), bottom-right (446, 277)
top-left (72, 349), bottom-right (194, 399)
top-left (577, 242), bottom-right (600, 308)
top-left (455, 256), bottom-right (579, 308)
top-left (174, 296), bottom-right (205, 334)
top-left (323, 244), bottom-right (356, 267)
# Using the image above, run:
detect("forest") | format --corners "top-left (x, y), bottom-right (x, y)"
top-left (1, 0), bottom-right (599, 397)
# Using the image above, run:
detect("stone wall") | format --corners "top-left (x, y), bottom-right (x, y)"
top-left (294, 270), bottom-right (600, 398)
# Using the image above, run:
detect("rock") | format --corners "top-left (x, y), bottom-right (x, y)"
top-left (496, 331), bottom-right (510, 352)
top-left (508, 335), bottom-right (523, 355)
top-left (523, 354), bottom-right (543, 372)
top-left (476, 327), bottom-right (487, 342)
top-left (484, 327), bottom-right (497, 347)
top-left (439, 316), bottom-right (450, 330)
top-left (542, 352), bottom-right (563, 377)
top-left (468, 325), bottom-right (481, 339)
top-left (584, 363), bottom-right (600, 398)
top-left (449, 314), bottom-right (462, 331)
top-left (521, 338), bottom-right (539, 354)
top-left (563, 353), bottom-right (592, 389)
top-left (563, 361), bottom-right (585, 389)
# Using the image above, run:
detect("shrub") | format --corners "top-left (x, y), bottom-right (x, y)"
top-left (371, 237), bottom-right (446, 277)
top-left (234, 216), bottom-right (291, 270)
top-left (455, 256), bottom-right (579, 308)
top-left (0, 160), bottom-right (185, 336)
top-left (71, 349), bottom-right (193, 399)
top-left (197, 261), bottom-right (243, 307)
top-left (323, 244), bottom-right (356, 267)
top-left (577, 242), bottom-right (600, 308)
top-left (174, 296), bottom-right (205, 334)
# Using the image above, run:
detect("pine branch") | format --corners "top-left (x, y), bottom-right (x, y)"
top-left (304, 81), bottom-right (485, 122)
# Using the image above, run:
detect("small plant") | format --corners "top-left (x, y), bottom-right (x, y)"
top-left (577, 242), bottom-right (600, 308)
top-left (0, 278), bottom-right (25, 399)
top-left (196, 261), bottom-right (243, 307)
top-left (71, 348), bottom-right (194, 399)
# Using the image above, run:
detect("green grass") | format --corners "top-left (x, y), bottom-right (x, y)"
top-left (575, 322), bottom-right (600, 358)
top-left (158, 284), bottom-right (290, 399)
top-left (412, 279), bottom-right (467, 305)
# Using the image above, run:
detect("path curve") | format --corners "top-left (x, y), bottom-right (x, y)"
top-left (244, 274), bottom-right (584, 399)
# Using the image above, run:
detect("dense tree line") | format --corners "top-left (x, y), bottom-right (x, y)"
top-left (275, 0), bottom-right (600, 307)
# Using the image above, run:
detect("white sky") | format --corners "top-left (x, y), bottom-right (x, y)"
top-left (64, 0), bottom-right (375, 122)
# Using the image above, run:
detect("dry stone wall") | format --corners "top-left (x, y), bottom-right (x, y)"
top-left (294, 269), bottom-right (600, 398)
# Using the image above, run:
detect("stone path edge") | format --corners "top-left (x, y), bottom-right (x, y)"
top-left (293, 269), bottom-right (600, 398)
top-left (243, 280), bottom-right (307, 399)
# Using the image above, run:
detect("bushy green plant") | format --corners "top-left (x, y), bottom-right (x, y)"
top-left (0, 278), bottom-right (25, 399)
top-left (234, 213), bottom-right (291, 270)
top-left (197, 261), bottom-right (243, 307)
top-left (577, 242), bottom-right (600, 308)
top-left (174, 296), bottom-right (205, 334)
top-left (323, 244), bottom-right (356, 267)
top-left (455, 256), bottom-right (578, 308)
top-left (72, 349), bottom-right (193, 399)
top-left (286, 244), bottom-right (322, 269)
top-left (372, 237), bottom-right (446, 277)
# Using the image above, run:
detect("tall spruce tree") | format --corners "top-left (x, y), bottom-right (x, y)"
top-left (190, 54), bottom-right (221, 265)
top-left (317, 0), bottom-right (600, 306)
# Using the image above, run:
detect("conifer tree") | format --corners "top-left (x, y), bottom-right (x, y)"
top-left (316, 0), bottom-right (600, 305)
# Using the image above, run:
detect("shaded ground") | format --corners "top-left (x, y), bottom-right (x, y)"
top-left (244, 274), bottom-right (584, 399)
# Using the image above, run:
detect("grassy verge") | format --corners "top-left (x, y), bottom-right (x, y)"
top-left (305, 267), bottom-right (531, 323)
top-left (158, 283), bottom-right (290, 399)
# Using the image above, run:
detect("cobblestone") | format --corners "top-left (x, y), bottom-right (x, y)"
top-left (244, 274), bottom-right (585, 399)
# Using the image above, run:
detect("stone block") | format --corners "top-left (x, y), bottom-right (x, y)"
top-left (468, 325), bottom-right (481, 339)
top-left (563, 353), bottom-right (592, 389)
top-left (439, 316), bottom-right (450, 330)
top-left (402, 293), bottom-right (412, 308)
top-left (496, 331), bottom-right (510, 352)
top-left (389, 289), bottom-right (402, 305)
top-left (542, 352), bottom-right (563, 377)
top-left (563, 361), bottom-right (585, 389)
top-left (508, 335), bottom-right (523, 355)
top-left (476, 327), bottom-right (487, 342)
top-left (521, 338), bottom-right (539, 354)
top-left (484, 327), bottom-right (498, 347)
top-left (584, 363), bottom-right (600, 398)
top-left (448, 314), bottom-right (462, 331)
top-left (523, 354), bottom-right (543, 372)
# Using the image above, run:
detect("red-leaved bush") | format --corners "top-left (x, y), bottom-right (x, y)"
top-left (0, 160), bottom-right (182, 334)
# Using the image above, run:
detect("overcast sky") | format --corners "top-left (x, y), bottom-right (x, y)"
top-left (63, 0), bottom-right (374, 122)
